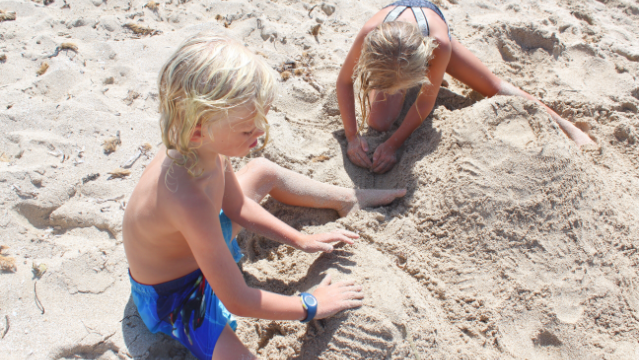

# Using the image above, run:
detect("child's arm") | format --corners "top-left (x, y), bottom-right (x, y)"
top-left (371, 37), bottom-right (452, 174)
top-left (221, 161), bottom-right (358, 253)
top-left (175, 194), bottom-right (363, 320)
top-left (336, 26), bottom-right (375, 169)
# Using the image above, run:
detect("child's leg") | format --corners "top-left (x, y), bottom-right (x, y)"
top-left (235, 158), bottom-right (406, 217)
top-left (367, 90), bottom-right (406, 132)
top-left (212, 324), bottom-right (257, 360)
top-left (445, 38), bottom-right (594, 147)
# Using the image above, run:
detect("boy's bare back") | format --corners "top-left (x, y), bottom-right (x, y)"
top-left (123, 149), bottom-right (225, 285)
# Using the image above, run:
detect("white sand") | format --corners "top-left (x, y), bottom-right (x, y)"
top-left (0, 0), bottom-right (637, 359)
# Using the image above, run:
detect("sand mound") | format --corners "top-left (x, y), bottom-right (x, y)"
top-left (0, 0), bottom-right (637, 359)
top-left (233, 97), bottom-right (638, 359)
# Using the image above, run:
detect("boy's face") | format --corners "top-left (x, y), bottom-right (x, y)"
top-left (200, 105), bottom-right (267, 158)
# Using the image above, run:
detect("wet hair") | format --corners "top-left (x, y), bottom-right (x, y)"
top-left (158, 32), bottom-right (276, 176)
top-left (353, 21), bottom-right (437, 131)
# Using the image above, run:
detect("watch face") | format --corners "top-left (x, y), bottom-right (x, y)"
top-left (304, 294), bottom-right (317, 307)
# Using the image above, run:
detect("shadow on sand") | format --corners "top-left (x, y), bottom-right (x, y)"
top-left (122, 296), bottom-right (196, 360)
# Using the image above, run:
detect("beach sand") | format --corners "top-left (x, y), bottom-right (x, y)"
top-left (0, 0), bottom-right (638, 358)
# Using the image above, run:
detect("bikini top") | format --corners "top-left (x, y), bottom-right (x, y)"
top-left (383, 1), bottom-right (450, 39)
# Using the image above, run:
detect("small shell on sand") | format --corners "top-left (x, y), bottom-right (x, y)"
top-left (320, 3), bottom-right (335, 16)
top-left (0, 246), bottom-right (16, 273)
top-left (310, 24), bottom-right (321, 36)
top-left (108, 168), bottom-right (131, 179)
top-left (37, 62), bottom-right (49, 76)
top-left (36, 63), bottom-right (49, 76)
top-left (0, 153), bottom-right (10, 162)
top-left (0, 256), bottom-right (16, 272)
top-left (103, 131), bottom-right (122, 154)
top-left (280, 70), bottom-right (292, 81)
top-left (123, 23), bottom-right (160, 36)
top-left (0, 10), bottom-right (16, 22)
top-left (32, 262), bottom-right (47, 278)
top-left (311, 154), bottom-right (330, 162)
top-left (123, 90), bottom-right (140, 105)
top-left (0, 54), bottom-right (6, 62)
top-left (144, 1), bottom-right (159, 11)
top-left (60, 43), bottom-right (78, 52)
top-left (215, 15), bottom-right (232, 28)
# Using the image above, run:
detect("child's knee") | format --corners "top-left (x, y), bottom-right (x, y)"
top-left (248, 157), bottom-right (273, 168)
top-left (368, 121), bottom-right (392, 132)
top-left (247, 157), bottom-right (277, 176)
top-left (367, 115), bottom-right (394, 132)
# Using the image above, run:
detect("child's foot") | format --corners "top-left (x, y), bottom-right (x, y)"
top-left (338, 189), bottom-right (407, 217)
top-left (569, 129), bottom-right (597, 148)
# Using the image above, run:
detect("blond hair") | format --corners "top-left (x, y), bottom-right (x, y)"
top-left (158, 32), bottom-right (277, 176)
top-left (353, 21), bottom-right (437, 132)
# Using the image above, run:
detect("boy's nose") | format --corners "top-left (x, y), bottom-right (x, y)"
top-left (255, 129), bottom-right (266, 137)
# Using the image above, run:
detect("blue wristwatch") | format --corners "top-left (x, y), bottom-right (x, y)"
top-left (300, 292), bottom-right (318, 323)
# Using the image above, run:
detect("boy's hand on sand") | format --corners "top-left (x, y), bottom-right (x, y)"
top-left (372, 142), bottom-right (397, 174)
top-left (347, 135), bottom-right (372, 169)
top-left (312, 274), bottom-right (364, 319)
top-left (299, 230), bottom-right (359, 253)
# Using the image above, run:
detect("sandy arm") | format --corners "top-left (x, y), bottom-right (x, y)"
top-left (336, 26), bottom-right (377, 169)
top-left (497, 81), bottom-right (595, 147)
top-left (175, 175), bottom-right (360, 320)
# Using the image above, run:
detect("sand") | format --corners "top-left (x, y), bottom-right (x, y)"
top-left (0, 0), bottom-right (637, 359)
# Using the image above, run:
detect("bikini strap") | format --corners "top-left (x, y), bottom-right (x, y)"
top-left (384, 5), bottom-right (408, 22)
top-left (383, 5), bottom-right (430, 37)
top-left (411, 7), bottom-right (430, 36)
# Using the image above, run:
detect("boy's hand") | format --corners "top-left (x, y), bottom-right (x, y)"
top-left (312, 274), bottom-right (364, 319)
top-left (299, 230), bottom-right (359, 253)
top-left (347, 135), bottom-right (372, 169)
top-left (372, 142), bottom-right (398, 174)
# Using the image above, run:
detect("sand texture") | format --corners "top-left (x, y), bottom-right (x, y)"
top-left (0, 0), bottom-right (638, 359)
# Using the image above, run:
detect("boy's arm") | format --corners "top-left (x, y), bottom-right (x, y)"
top-left (176, 199), bottom-right (304, 319)
top-left (371, 38), bottom-right (452, 174)
top-left (221, 161), bottom-right (357, 253)
top-left (176, 196), bottom-right (362, 320)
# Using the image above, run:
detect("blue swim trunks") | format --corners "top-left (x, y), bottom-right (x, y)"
top-left (129, 211), bottom-right (244, 360)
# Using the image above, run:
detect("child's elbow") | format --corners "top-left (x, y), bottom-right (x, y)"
top-left (336, 74), bottom-right (351, 89)
top-left (222, 287), bottom-right (255, 317)
top-left (433, 36), bottom-right (452, 57)
top-left (226, 302), bottom-right (251, 317)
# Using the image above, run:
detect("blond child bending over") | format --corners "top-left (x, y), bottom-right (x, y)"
top-left (123, 33), bottom-right (406, 359)
top-left (337, 0), bottom-right (595, 174)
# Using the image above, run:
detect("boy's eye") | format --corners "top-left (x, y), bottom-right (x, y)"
top-left (243, 130), bottom-right (253, 136)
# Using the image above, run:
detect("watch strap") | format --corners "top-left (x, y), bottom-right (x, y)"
top-left (300, 292), bottom-right (317, 323)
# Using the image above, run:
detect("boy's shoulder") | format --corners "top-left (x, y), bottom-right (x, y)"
top-left (143, 153), bottom-right (225, 218)
top-left (167, 169), bottom-right (224, 213)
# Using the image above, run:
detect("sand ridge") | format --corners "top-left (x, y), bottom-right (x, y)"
top-left (0, 0), bottom-right (638, 359)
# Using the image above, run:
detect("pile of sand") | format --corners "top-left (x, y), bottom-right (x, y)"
top-left (0, 0), bottom-right (637, 359)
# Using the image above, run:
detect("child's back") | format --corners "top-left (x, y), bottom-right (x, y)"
top-left (124, 147), bottom-right (219, 285)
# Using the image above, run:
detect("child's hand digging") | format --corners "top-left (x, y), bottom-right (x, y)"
top-left (299, 229), bottom-right (359, 253)
top-left (312, 274), bottom-right (364, 319)
top-left (347, 134), bottom-right (372, 169)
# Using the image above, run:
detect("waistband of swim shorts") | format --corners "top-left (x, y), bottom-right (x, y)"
top-left (129, 268), bottom-right (203, 296)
